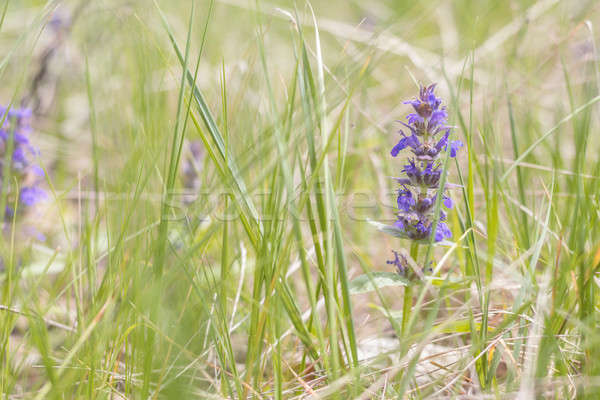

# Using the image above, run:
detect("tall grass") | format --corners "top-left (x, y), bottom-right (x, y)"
top-left (0, 0), bottom-right (599, 398)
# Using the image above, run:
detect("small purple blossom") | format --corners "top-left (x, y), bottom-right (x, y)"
top-left (401, 84), bottom-right (447, 136)
top-left (443, 195), bottom-right (453, 209)
top-left (449, 140), bottom-right (463, 158)
top-left (181, 140), bottom-right (205, 200)
top-left (387, 250), bottom-right (433, 279)
top-left (397, 188), bottom-right (415, 212)
top-left (393, 211), bottom-right (450, 242)
top-left (414, 196), bottom-right (433, 213)
top-left (20, 186), bottom-right (46, 206)
top-left (386, 250), bottom-right (407, 275)
top-left (435, 130), bottom-right (449, 152)
top-left (434, 222), bottom-right (452, 242)
top-left (401, 160), bottom-right (442, 188)
top-left (391, 133), bottom-right (420, 157)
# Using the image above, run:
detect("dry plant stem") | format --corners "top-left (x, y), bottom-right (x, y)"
top-left (402, 242), bottom-right (419, 336)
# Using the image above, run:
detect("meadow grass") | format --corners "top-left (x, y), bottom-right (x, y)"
top-left (0, 0), bottom-right (599, 398)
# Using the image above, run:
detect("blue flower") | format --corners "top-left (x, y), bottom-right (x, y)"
top-left (434, 222), bottom-right (452, 242)
top-left (401, 159), bottom-right (419, 177)
top-left (414, 221), bottom-right (430, 237)
top-left (397, 188), bottom-right (415, 212)
top-left (449, 140), bottom-right (463, 158)
top-left (428, 109), bottom-right (448, 131)
top-left (435, 130), bottom-right (450, 151)
top-left (414, 196), bottom-right (433, 213)
top-left (388, 84), bottom-right (461, 244)
top-left (0, 105), bottom-right (46, 221)
top-left (443, 195), bottom-right (453, 209)
top-left (391, 85), bottom-right (456, 163)
top-left (401, 160), bottom-right (442, 188)
top-left (402, 84), bottom-right (447, 135)
top-left (391, 133), bottom-right (420, 157)
top-left (20, 187), bottom-right (46, 206)
top-left (393, 219), bottom-right (405, 231)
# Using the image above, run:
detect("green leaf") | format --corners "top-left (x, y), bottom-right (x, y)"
top-left (426, 276), bottom-right (472, 290)
top-left (434, 320), bottom-right (489, 334)
top-left (349, 272), bottom-right (410, 294)
top-left (367, 219), bottom-right (410, 239)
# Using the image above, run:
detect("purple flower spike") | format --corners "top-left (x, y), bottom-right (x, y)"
top-left (0, 104), bottom-right (46, 222)
top-left (386, 83), bottom-right (462, 252)
top-left (20, 187), bottom-right (46, 206)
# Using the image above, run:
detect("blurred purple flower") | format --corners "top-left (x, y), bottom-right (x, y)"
top-left (387, 250), bottom-right (408, 275)
top-left (449, 140), bottom-right (463, 158)
top-left (0, 104), bottom-right (46, 223)
top-left (181, 140), bottom-right (205, 200)
top-left (20, 187), bottom-right (46, 206)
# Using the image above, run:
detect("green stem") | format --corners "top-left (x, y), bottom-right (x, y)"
top-left (401, 286), bottom-right (412, 336)
top-left (401, 242), bottom-right (419, 335)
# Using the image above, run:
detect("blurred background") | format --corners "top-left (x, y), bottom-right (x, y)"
top-left (1, 0), bottom-right (599, 398)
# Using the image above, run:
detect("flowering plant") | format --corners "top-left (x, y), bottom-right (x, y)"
top-left (0, 105), bottom-right (46, 221)
top-left (384, 84), bottom-right (462, 277)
